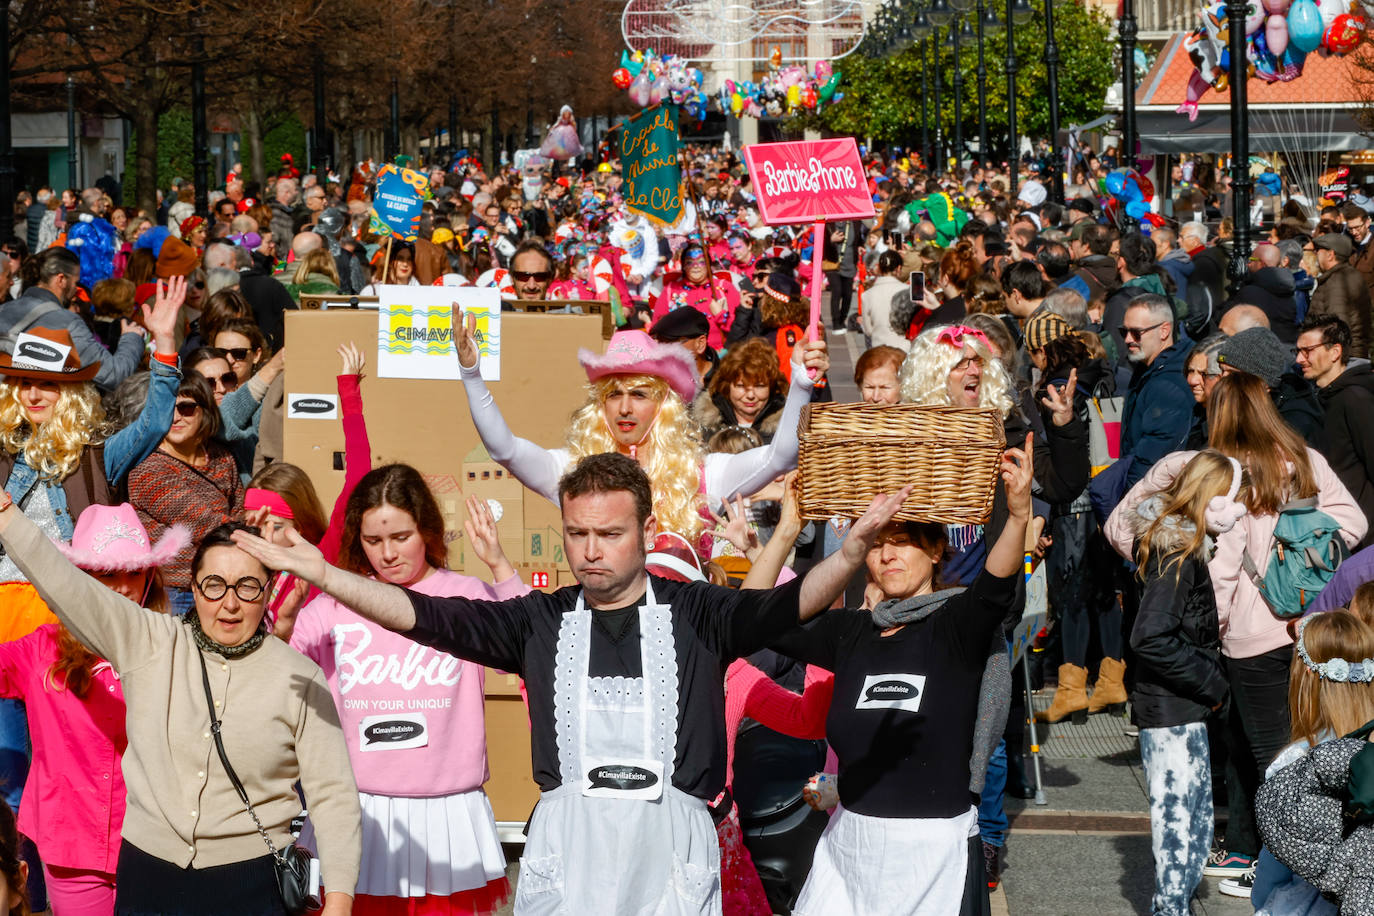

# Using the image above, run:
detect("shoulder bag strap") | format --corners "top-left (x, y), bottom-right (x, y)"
top-left (7, 298), bottom-right (59, 341)
top-left (197, 649), bottom-right (282, 861)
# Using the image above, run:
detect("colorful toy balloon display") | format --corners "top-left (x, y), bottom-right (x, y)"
top-left (713, 51), bottom-right (843, 120)
top-left (609, 49), bottom-right (710, 120)
top-left (1178, 0), bottom-right (1367, 119)
top-left (1102, 168), bottom-right (1163, 227)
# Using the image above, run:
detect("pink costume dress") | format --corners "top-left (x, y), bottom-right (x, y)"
top-left (652, 273), bottom-right (742, 351)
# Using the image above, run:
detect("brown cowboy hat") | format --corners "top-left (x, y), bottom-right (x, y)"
top-left (0, 326), bottom-right (100, 383)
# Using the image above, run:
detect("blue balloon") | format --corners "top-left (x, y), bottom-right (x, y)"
top-left (1287, 0), bottom-right (1323, 53)
top-left (1126, 200), bottom-right (1150, 220)
top-left (1104, 170), bottom-right (1127, 200)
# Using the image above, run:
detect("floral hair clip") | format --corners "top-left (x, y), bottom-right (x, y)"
top-left (1296, 615), bottom-right (1374, 682)
top-left (935, 325), bottom-right (991, 350)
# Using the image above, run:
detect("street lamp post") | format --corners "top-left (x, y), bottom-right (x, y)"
top-left (1006, 0), bottom-right (1032, 193)
top-left (66, 77), bottom-right (78, 191)
top-left (975, 0), bottom-right (989, 168)
top-left (190, 34), bottom-right (209, 218)
top-left (1120, 0), bottom-right (1138, 175)
top-left (313, 56), bottom-right (329, 183)
top-left (928, 0), bottom-right (954, 172)
top-left (0, 10), bottom-right (14, 243)
top-left (921, 41), bottom-right (931, 167)
top-left (1044, 0), bottom-right (1065, 203)
top-left (386, 77), bottom-right (399, 162)
top-left (1225, 0), bottom-right (1252, 284)
top-left (950, 22), bottom-right (967, 171)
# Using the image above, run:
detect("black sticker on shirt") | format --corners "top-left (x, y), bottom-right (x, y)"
top-left (587, 765), bottom-right (660, 792)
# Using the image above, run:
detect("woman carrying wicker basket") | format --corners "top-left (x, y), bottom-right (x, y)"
top-left (769, 432), bottom-right (1036, 915)
top-left (897, 322), bottom-right (1090, 886)
top-left (450, 307), bottom-right (828, 551)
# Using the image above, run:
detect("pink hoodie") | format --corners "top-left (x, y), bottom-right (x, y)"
top-left (1104, 449), bottom-right (1367, 660)
top-left (290, 568), bottom-right (529, 797)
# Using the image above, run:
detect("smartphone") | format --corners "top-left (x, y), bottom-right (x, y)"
top-left (909, 270), bottom-right (925, 302)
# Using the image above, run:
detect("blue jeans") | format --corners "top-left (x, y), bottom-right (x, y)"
top-left (1140, 723), bottom-right (1213, 916)
top-left (978, 739), bottom-right (1009, 848)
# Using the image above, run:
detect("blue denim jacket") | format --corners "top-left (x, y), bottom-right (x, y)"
top-left (4, 358), bottom-right (180, 540)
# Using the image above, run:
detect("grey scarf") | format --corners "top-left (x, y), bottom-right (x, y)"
top-left (870, 585), bottom-right (1011, 795)
top-left (871, 588), bottom-right (967, 629)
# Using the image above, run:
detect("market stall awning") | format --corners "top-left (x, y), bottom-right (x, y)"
top-left (1132, 33), bottom-right (1373, 154)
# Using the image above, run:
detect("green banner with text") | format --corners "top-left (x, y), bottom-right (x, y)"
top-left (619, 104), bottom-right (683, 228)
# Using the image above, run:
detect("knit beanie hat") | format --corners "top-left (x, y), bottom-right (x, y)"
top-left (155, 236), bottom-right (199, 280)
top-left (1217, 326), bottom-right (1290, 388)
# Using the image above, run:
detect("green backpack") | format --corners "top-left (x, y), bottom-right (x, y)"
top-left (1241, 498), bottom-right (1350, 620)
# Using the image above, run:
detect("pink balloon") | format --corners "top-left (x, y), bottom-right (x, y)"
top-left (1266, 13), bottom-right (1290, 53)
top-left (1263, 0), bottom-right (1290, 13)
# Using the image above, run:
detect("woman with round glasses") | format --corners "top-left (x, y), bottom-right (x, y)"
top-left (127, 373), bottom-right (244, 615)
top-left (0, 504), bottom-right (362, 915)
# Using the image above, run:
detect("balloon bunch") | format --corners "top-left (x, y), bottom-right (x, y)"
top-left (716, 50), bottom-right (843, 119)
top-left (611, 49), bottom-right (710, 119)
top-left (1179, 0), bottom-right (1368, 119)
top-left (1102, 167), bottom-right (1166, 228)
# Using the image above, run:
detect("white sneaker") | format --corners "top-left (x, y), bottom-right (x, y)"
top-left (1218, 865), bottom-right (1255, 898)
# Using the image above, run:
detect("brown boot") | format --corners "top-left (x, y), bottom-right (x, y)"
top-left (1088, 657), bottom-right (1128, 715)
top-left (1035, 663), bottom-right (1089, 725)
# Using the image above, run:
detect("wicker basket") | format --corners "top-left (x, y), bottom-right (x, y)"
top-left (797, 403), bottom-right (1005, 524)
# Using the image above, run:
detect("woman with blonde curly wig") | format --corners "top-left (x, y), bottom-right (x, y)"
top-left (453, 307), bottom-right (828, 546)
top-left (0, 282), bottom-right (184, 912)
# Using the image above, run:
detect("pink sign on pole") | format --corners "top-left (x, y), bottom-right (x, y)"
top-left (743, 138), bottom-right (876, 226)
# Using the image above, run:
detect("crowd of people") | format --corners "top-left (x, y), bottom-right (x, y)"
top-left (0, 136), bottom-right (1368, 916)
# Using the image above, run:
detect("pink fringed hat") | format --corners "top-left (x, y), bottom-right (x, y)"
top-left (57, 504), bottom-right (190, 572)
top-left (577, 329), bottom-right (701, 404)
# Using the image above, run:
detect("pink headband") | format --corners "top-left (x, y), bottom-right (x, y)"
top-left (244, 488), bottom-right (294, 520)
top-left (936, 325), bottom-right (991, 350)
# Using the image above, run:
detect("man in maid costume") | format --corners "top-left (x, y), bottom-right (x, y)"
top-left (233, 452), bottom-right (912, 915)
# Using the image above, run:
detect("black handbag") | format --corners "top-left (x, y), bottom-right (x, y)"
top-left (197, 650), bottom-right (318, 916)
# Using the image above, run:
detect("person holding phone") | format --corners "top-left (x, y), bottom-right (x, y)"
top-left (860, 250), bottom-right (913, 350)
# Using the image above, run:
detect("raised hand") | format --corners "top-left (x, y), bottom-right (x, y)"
top-left (842, 484), bottom-right (915, 563)
top-left (141, 276), bottom-right (186, 354)
top-left (1002, 432), bottom-right (1035, 519)
top-left (1040, 367), bottom-right (1078, 428)
top-left (338, 341), bottom-right (366, 380)
top-left (451, 305), bottom-right (480, 370)
top-left (794, 333), bottom-right (830, 378)
top-left (704, 495), bottom-right (760, 559)
top-left (231, 526), bottom-right (327, 586)
top-left (463, 495), bottom-right (515, 582)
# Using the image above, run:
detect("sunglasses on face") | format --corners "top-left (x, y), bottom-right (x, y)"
top-left (1118, 321), bottom-right (1166, 341)
top-left (174, 400), bottom-right (201, 417)
top-left (195, 575), bottom-right (265, 602)
top-left (207, 372), bottom-right (237, 389)
top-left (223, 348), bottom-right (250, 362)
top-left (512, 270), bottom-right (552, 282)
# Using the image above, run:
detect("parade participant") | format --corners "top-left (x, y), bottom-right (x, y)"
top-left (0, 506), bottom-right (362, 916)
top-left (1117, 451), bottom-right (1235, 916)
top-left (766, 434), bottom-right (1035, 914)
top-left (291, 467), bottom-right (524, 915)
top-left (650, 307), bottom-right (718, 388)
top-left (454, 312), bottom-right (826, 546)
top-left (127, 373), bottom-right (244, 615)
top-left (212, 318), bottom-right (269, 387)
top-left (653, 243), bottom-right (741, 352)
top-left (0, 504), bottom-right (179, 915)
top-left (855, 346), bottom-right (906, 406)
top-left (360, 242), bottom-right (419, 294)
top-left (231, 451), bottom-right (912, 916)
top-left (510, 241), bottom-right (556, 301)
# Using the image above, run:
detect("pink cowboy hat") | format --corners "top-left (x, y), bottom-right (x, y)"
top-left (577, 329), bottom-right (700, 404)
top-left (57, 503), bottom-right (190, 572)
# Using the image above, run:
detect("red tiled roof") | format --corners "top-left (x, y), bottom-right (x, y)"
top-left (1137, 32), bottom-right (1367, 108)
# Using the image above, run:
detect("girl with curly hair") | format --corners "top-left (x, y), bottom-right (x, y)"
top-left (453, 309), bottom-right (827, 549)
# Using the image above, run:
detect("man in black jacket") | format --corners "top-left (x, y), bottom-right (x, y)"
top-left (1296, 314), bottom-right (1374, 548)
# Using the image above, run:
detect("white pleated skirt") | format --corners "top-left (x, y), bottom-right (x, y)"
top-left (302, 789), bottom-right (508, 898)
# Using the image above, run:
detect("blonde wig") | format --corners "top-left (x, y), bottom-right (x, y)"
top-left (566, 374), bottom-right (706, 541)
top-left (898, 325), bottom-right (1015, 419)
top-left (0, 381), bottom-right (104, 481)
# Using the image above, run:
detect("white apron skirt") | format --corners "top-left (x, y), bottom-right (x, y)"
top-left (793, 804), bottom-right (977, 916)
top-left (302, 789), bottom-right (507, 897)
top-left (514, 782), bottom-right (720, 916)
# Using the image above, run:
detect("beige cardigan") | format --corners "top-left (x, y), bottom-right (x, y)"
top-left (2, 513), bottom-right (361, 895)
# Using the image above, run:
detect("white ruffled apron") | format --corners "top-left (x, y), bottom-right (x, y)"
top-left (514, 579), bottom-right (721, 916)
top-left (794, 804), bottom-right (976, 916)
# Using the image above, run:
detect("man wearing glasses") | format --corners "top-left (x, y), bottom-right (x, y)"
top-left (510, 240), bottom-right (555, 301)
top-left (1117, 294), bottom-right (1193, 488)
